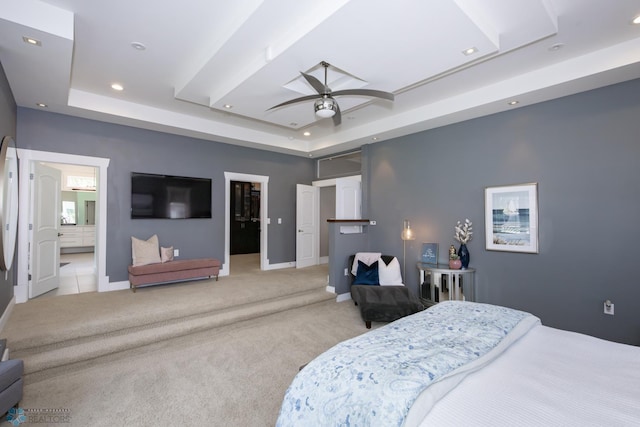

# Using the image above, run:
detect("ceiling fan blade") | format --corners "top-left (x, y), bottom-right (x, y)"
top-left (332, 102), bottom-right (342, 126)
top-left (300, 71), bottom-right (329, 95)
top-left (331, 89), bottom-right (394, 101)
top-left (267, 95), bottom-right (321, 111)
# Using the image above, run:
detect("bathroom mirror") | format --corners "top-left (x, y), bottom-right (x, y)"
top-left (0, 136), bottom-right (19, 271)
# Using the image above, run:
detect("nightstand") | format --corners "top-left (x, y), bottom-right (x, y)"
top-left (417, 262), bottom-right (475, 305)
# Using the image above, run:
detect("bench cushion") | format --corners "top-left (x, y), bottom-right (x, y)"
top-left (128, 258), bottom-right (220, 276)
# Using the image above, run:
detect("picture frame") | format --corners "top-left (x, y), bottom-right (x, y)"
top-left (485, 183), bottom-right (539, 253)
top-left (421, 243), bottom-right (439, 264)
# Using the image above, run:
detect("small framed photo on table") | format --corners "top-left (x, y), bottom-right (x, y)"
top-left (421, 243), bottom-right (438, 264)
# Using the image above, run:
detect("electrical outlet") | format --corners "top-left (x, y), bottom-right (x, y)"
top-left (173, 249), bottom-right (179, 257)
top-left (344, 268), bottom-right (348, 276)
top-left (604, 301), bottom-right (614, 315)
top-left (369, 220), bottom-right (377, 225)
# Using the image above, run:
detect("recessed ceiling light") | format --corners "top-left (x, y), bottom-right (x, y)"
top-left (131, 42), bottom-right (146, 51)
top-left (508, 100), bottom-right (519, 106)
top-left (36, 102), bottom-right (47, 108)
top-left (548, 43), bottom-right (564, 51)
top-left (223, 104), bottom-right (233, 109)
top-left (462, 47), bottom-right (478, 56)
top-left (372, 137), bottom-right (378, 141)
top-left (632, 14), bottom-right (640, 25)
top-left (303, 131), bottom-right (311, 136)
top-left (22, 36), bottom-right (41, 46)
top-left (111, 83), bottom-right (124, 91)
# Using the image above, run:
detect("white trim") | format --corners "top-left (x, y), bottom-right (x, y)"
top-left (0, 295), bottom-right (15, 334)
top-left (105, 280), bottom-right (130, 292)
top-left (336, 292), bottom-right (352, 303)
top-left (265, 261), bottom-right (294, 270)
top-left (16, 149), bottom-right (110, 302)
top-left (319, 256), bottom-right (328, 264)
top-left (325, 285), bottom-right (335, 294)
top-left (312, 175), bottom-right (361, 188)
top-left (223, 172), bottom-right (269, 275)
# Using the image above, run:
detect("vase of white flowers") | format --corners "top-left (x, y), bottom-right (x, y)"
top-left (454, 219), bottom-right (473, 269)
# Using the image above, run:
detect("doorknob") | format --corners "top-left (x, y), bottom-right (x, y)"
top-left (58, 233), bottom-right (63, 237)
top-left (298, 229), bottom-right (303, 232)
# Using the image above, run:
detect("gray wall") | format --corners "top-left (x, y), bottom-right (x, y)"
top-left (9, 65), bottom-right (640, 345)
top-left (17, 108), bottom-right (315, 282)
top-left (0, 63), bottom-right (16, 315)
top-left (365, 79), bottom-right (640, 345)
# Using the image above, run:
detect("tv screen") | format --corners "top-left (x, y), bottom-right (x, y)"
top-left (131, 172), bottom-right (212, 219)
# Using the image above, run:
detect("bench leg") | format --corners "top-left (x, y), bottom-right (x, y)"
top-left (365, 320), bottom-right (371, 329)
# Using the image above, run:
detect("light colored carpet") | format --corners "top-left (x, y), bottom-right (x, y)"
top-left (2, 254), bottom-right (375, 426)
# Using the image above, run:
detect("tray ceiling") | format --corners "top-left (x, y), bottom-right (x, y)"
top-left (1, 0), bottom-right (639, 157)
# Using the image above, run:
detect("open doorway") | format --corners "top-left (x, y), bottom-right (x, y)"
top-left (37, 163), bottom-right (98, 299)
top-left (230, 180), bottom-right (261, 274)
top-left (223, 172), bottom-right (269, 276)
top-left (16, 149), bottom-right (110, 303)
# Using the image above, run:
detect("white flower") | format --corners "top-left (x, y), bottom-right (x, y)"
top-left (454, 218), bottom-right (473, 244)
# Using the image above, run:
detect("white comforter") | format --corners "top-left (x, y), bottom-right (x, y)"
top-left (418, 323), bottom-right (640, 426)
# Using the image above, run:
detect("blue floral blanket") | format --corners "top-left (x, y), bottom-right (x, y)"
top-left (276, 301), bottom-right (540, 427)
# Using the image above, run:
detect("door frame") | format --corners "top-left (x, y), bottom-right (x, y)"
top-left (223, 172), bottom-right (268, 275)
top-left (16, 149), bottom-right (110, 303)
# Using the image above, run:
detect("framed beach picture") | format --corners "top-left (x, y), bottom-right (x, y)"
top-left (421, 243), bottom-right (439, 264)
top-left (485, 183), bottom-right (539, 253)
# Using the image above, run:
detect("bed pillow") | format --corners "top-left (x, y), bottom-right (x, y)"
top-left (161, 246), bottom-right (174, 263)
top-left (131, 234), bottom-right (161, 266)
top-left (378, 256), bottom-right (404, 286)
top-left (354, 260), bottom-right (379, 286)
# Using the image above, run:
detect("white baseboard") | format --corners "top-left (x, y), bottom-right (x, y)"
top-left (336, 293), bottom-right (352, 303)
top-left (103, 280), bottom-right (130, 292)
top-left (0, 296), bottom-right (15, 334)
top-left (265, 261), bottom-right (295, 270)
top-left (325, 285), bottom-right (335, 294)
top-left (319, 256), bottom-right (328, 264)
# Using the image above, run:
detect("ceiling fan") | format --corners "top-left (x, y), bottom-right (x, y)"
top-left (268, 61), bottom-right (394, 126)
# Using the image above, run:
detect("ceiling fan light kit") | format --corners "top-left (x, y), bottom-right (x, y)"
top-left (314, 97), bottom-right (337, 118)
top-left (269, 61), bottom-right (394, 126)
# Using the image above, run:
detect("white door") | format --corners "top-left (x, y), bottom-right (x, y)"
top-left (296, 184), bottom-right (319, 268)
top-left (336, 177), bottom-right (362, 233)
top-left (30, 162), bottom-right (62, 298)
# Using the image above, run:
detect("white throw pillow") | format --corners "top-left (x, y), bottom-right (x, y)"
top-left (378, 257), bottom-right (404, 286)
top-left (131, 234), bottom-right (161, 266)
top-left (161, 246), bottom-right (174, 263)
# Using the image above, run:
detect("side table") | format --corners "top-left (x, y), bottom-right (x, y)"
top-left (416, 263), bottom-right (475, 304)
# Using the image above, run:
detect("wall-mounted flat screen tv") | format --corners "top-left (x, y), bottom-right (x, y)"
top-left (131, 172), bottom-right (212, 219)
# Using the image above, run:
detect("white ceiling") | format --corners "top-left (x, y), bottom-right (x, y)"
top-left (1, 0), bottom-right (639, 158)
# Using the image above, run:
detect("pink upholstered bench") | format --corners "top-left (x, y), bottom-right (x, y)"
top-left (127, 258), bottom-right (221, 292)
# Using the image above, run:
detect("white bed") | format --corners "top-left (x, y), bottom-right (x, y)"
top-left (277, 301), bottom-right (640, 426)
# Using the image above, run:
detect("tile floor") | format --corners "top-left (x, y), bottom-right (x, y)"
top-left (35, 252), bottom-right (98, 299)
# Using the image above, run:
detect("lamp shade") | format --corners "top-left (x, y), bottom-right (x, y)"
top-left (314, 97), bottom-right (337, 118)
top-left (401, 220), bottom-right (415, 241)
